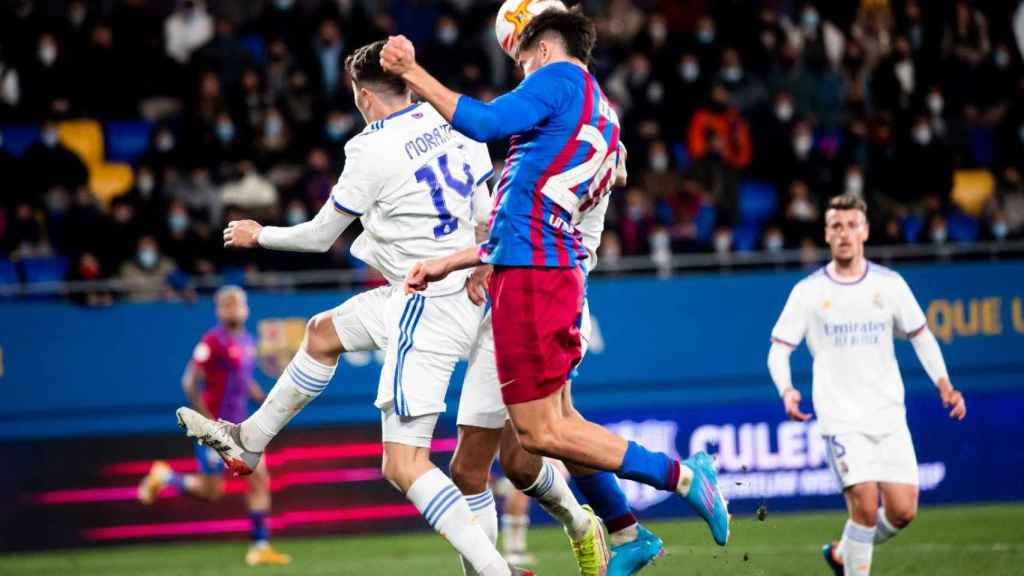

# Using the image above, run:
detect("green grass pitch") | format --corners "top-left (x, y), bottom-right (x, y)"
top-left (2, 504), bottom-right (1022, 575)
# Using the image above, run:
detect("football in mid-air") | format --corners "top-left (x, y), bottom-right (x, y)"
top-left (494, 0), bottom-right (567, 57)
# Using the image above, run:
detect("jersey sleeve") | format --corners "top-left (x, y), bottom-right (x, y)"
top-left (192, 333), bottom-right (218, 374)
top-left (771, 282), bottom-right (809, 348)
top-left (451, 65), bottom-right (570, 141)
top-left (330, 138), bottom-right (379, 217)
top-left (892, 274), bottom-right (928, 336)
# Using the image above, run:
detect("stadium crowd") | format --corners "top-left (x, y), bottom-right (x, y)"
top-left (1, 0), bottom-right (1023, 299)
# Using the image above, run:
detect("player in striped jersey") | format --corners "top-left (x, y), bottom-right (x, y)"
top-left (383, 9), bottom-right (730, 548)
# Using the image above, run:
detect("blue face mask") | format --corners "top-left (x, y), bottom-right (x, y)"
top-left (993, 222), bottom-right (1009, 240)
top-left (138, 248), bottom-right (158, 268)
top-left (273, 0), bottom-right (294, 9)
top-left (216, 122), bottom-right (235, 143)
top-left (169, 213), bottom-right (188, 233)
top-left (287, 209), bottom-right (307, 226)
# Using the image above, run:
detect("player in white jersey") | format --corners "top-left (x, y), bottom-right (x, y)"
top-left (175, 41), bottom-right (532, 576)
top-left (766, 194), bottom-right (967, 576)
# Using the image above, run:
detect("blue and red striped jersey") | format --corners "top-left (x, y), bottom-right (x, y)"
top-left (452, 61), bottom-right (620, 268)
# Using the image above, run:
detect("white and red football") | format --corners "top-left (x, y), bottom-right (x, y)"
top-left (494, 0), bottom-right (567, 58)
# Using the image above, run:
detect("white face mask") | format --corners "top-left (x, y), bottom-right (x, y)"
top-left (765, 233), bottom-right (784, 252)
top-left (913, 126), bottom-right (932, 146)
top-left (794, 135), bottom-right (812, 157)
top-left (931, 226), bottom-right (947, 244)
top-left (649, 154), bottom-right (669, 172)
top-left (156, 132), bottom-right (175, 152)
top-left (721, 66), bottom-right (742, 83)
top-left (437, 26), bottom-right (458, 45)
top-left (265, 116), bottom-right (284, 138)
top-left (845, 174), bottom-right (864, 195)
top-left (927, 94), bottom-right (943, 114)
top-left (995, 51), bottom-right (1010, 69)
top-left (993, 221), bottom-right (1009, 239)
top-left (713, 233), bottom-right (732, 253)
top-left (137, 173), bottom-right (155, 194)
top-left (138, 248), bottom-right (159, 268)
top-left (42, 129), bottom-right (59, 148)
top-left (775, 101), bottom-right (793, 122)
top-left (39, 44), bottom-right (57, 66)
top-left (680, 61), bottom-right (699, 82)
top-left (650, 21), bottom-right (668, 43)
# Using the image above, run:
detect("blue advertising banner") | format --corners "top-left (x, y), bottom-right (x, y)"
top-left (0, 261), bottom-right (1021, 441)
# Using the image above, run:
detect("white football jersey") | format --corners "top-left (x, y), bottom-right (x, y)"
top-left (771, 262), bottom-right (928, 436)
top-left (331, 102), bottom-right (493, 295)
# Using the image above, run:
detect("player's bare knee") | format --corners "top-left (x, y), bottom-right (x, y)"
top-left (304, 314), bottom-right (342, 361)
top-left (889, 502), bottom-right (917, 527)
top-left (449, 452), bottom-right (488, 493)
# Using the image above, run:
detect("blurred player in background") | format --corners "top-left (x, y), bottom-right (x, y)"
top-left (767, 194), bottom-right (967, 576)
top-left (138, 285), bottom-right (291, 567)
top-left (177, 40), bottom-right (540, 576)
top-left (387, 7), bottom-right (730, 549)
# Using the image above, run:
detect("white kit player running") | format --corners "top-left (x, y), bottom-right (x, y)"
top-left (175, 41), bottom-right (533, 576)
top-left (766, 194), bottom-right (967, 576)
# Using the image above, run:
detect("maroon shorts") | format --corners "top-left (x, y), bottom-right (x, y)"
top-left (489, 266), bottom-right (584, 405)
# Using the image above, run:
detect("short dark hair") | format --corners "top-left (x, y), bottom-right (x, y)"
top-left (518, 9), bottom-right (596, 64)
top-left (828, 193), bottom-right (868, 214)
top-left (344, 40), bottom-right (408, 96)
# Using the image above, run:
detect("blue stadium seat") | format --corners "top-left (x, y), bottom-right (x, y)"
top-left (901, 214), bottom-right (925, 243)
top-left (694, 204), bottom-right (717, 244)
top-left (732, 222), bottom-right (762, 252)
top-left (22, 256), bottom-right (69, 284)
top-left (221, 266), bottom-right (247, 287)
top-left (104, 120), bottom-right (153, 164)
top-left (0, 258), bottom-right (19, 286)
top-left (738, 180), bottom-right (778, 224)
top-left (239, 35), bottom-right (267, 65)
top-left (1, 124), bottom-right (41, 157)
top-left (947, 211), bottom-right (980, 243)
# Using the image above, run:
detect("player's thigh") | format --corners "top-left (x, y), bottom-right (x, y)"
top-left (876, 426), bottom-right (920, 487)
top-left (329, 285), bottom-right (393, 352)
top-left (842, 481), bottom-right (880, 523)
top-left (379, 289), bottom-right (482, 417)
top-left (457, 313), bottom-right (509, 430)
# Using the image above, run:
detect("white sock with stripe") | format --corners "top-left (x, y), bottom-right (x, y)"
top-left (873, 507), bottom-right (901, 544)
top-left (501, 514), bottom-right (529, 556)
top-left (240, 347), bottom-right (335, 452)
top-left (460, 490), bottom-right (498, 575)
top-left (523, 460), bottom-right (591, 541)
top-left (408, 469), bottom-right (508, 576)
top-left (842, 520), bottom-right (876, 576)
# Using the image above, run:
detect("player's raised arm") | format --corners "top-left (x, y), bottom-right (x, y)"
top-left (894, 276), bottom-right (966, 420)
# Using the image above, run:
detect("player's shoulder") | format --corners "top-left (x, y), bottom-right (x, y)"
top-left (794, 266), bottom-right (828, 291)
top-left (867, 261), bottom-right (908, 285)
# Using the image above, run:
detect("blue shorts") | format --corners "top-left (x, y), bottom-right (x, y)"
top-left (195, 440), bottom-right (226, 475)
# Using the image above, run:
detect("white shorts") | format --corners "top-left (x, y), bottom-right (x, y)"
top-left (456, 299), bottom-right (592, 429)
top-left (330, 284), bottom-right (484, 420)
top-left (823, 426), bottom-right (919, 489)
top-left (381, 406), bottom-right (440, 448)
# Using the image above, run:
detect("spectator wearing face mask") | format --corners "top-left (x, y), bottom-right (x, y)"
top-left (750, 90), bottom-right (797, 179)
top-left (161, 199), bottom-right (209, 274)
top-left (119, 235), bottom-right (177, 301)
top-left (0, 45), bottom-right (23, 121)
top-left (20, 121), bottom-right (89, 204)
top-left (254, 106), bottom-right (293, 167)
top-left (165, 0), bottom-right (214, 65)
top-left (872, 36), bottom-right (917, 114)
top-left (688, 84), bottom-right (752, 171)
top-left (20, 32), bottom-right (75, 118)
top-left (783, 179), bottom-right (821, 246)
top-left (309, 18), bottom-right (348, 107)
top-left (6, 202), bottom-right (51, 258)
top-left (664, 52), bottom-right (707, 132)
top-left (166, 166), bottom-right (221, 226)
top-left (717, 48), bottom-right (764, 112)
top-left (885, 114), bottom-right (954, 218)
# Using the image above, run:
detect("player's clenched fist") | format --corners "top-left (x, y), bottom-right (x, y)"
top-left (380, 35), bottom-right (416, 75)
top-left (782, 388), bottom-right (812, 422)
top-left (224, 220), bottom-right (263, 249)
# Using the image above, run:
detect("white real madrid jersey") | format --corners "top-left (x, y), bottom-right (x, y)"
top-left (771, 262), bottom-right (929, 435)
top-left (331, 102), bottom-right (493, 295)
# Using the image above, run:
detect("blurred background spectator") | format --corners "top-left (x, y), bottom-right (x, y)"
top-left (1, 0), bottom-right (1023, 301)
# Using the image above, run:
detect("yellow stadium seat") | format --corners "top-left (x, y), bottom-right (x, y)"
top-left (57, 119), bottom-right (104, 168)
top-left (89, 163), bottom-right (134, 206)
top-left (952, 170), bottom-right (995, 217)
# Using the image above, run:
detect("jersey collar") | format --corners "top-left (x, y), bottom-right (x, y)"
top-left (385, 101), bottom-right (422, 121)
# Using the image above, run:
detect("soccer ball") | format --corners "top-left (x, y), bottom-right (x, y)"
top-left (494, 0), bottom-right (567, 57)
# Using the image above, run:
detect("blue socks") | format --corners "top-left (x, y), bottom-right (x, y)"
top-left (166, 471), bottom-right (186, 492)
top-left (572, 471), bottom-right (637, 533)
top-left (616, 441), bottom-right (679, 492)
top-left (250, 511), bottom-right (269, 544)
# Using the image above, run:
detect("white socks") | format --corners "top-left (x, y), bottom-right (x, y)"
top-left (842, 520), bottom-right (876, 576)
top-left (408, 469), bottom-right (508, 576)
top-left (461, 490), bottom-right (498, 576)
top-left (501, 514), bottom-right (529, 556)
top-left (240, 347), bottom-right (336, 452)
top-left (523, 460), bottom-right (591, 541)
top-left (874, 507), bottom-right (901, 544)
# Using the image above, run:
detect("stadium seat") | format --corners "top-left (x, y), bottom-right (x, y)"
top-left (0, 257), bottom-right (19, 286)
top-left (968, 126), bottom-right (995, 168)
top-left (89, 163), bottom-right (135, 206)
top-left (738, 180), bottom-right (778, 224)
top-left (22, 256), bottom-right (69, 284)
top-left (901, 214), bottom-right (925, 243)
top-left (732, 222), bottom-right (762, 252)
top-left (58, 119), bottom-right (105, 168)
top-left (947, 211), bottom-right (980, 243)
top-left (952, 170), bottom-right (995, 217)
top-left (221, 266), bottom-right (248, 287)
top-left (104, 121), bottom-right (153, 164)
top-left (694, 204), bottom-right (717, 244)
top-left (239, 35), bottom-right (267, 65)
top-left (1, 124), bottom-right (41, 156)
